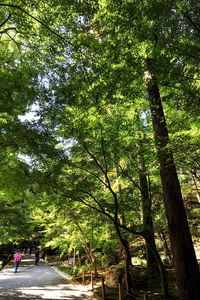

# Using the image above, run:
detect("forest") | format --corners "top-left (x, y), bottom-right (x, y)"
top-left (0, 1), bottom-right (200, 299)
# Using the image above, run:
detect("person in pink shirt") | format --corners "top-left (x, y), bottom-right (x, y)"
top-left (13, 249), bottom-right (22, 273)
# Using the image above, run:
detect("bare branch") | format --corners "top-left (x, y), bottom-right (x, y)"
top-left (0, 27), bottom-right (17, 34)
top-left (0, 13), bottom-right (11, 28)
top-left (70, 160), bottom-right (108, 188)
top-left (79, 189), bottom-right (110, 215)
top-left (110, 155), bottom-right (141, 191)
top-left (82, 143), bottom-right (116, 197)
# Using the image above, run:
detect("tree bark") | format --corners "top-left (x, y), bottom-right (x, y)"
top-left (139, 169), bottom-right (159, 278)
top-left (144, 61), bottom-right (200, 300)
top-left (159, 228), bottom-right (173, 265)
top-left (139, 168), bottom-right (169, 298)
top-left (73, 248), bottom-right (76, 266)
top-left (114, 220), bottom-right (133, 293)
top-left (114, 167), bottom-right (133, 292)
top-left (145, 236), bottom-right (169, 298)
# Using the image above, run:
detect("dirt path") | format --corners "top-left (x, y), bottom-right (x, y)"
top-left (0, 255), bottom-right (95, 300)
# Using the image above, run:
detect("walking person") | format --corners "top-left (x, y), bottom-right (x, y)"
top-left (13, 249), bottom-right (22, 273)
top-left (35, 248), bottom-right (40, 265)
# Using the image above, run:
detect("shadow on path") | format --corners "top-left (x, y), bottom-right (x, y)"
top-left (0, 255), bottom-right (92, 300)
top-left (0, 289), bottom-right (87, 300)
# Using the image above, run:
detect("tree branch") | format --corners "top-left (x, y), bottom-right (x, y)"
top-left (182, 12), bottom-right (200, 35)
top-left (82, 143), bottom-right (116, 197)
top-left (100, 125), bottom-right (108, 174)
top-left (0, 4), bottom-right (77, 49)
top-left (69, 160), bottom-right (109, 188)
top-left (0, 13), bottom-right (11, 28)
top-left (79, 189), bottom-right (112, 216)
top-left (0, 27), bottom-right (17, 34)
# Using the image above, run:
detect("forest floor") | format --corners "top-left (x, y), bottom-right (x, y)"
top-left (89, 268), bottom-right (178, 300)
top-left (73, 246), bottom-right (200, 300)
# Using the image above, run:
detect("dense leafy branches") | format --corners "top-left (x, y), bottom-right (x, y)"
top-left (0, 1), bottom-right (200, 298)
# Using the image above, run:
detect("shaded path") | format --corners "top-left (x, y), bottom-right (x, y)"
top-left (0, 255), bottom-right (95, 299)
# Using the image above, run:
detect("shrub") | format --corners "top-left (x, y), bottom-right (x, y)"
top-left (58, 264), bottom-right (74, 276)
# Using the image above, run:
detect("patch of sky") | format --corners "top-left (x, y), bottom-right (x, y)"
top-left (37, 74), bottom-right (50, 89)
top-left (18, 154), bottom-right (38, 168)
top-left (14, 58), bottom-right (21, 66)
top-left (56, 137), bottom-right (78, 158)
top-left (18, 103), bottom-right (40, 122)
top-left (139, 110), bottom-right (150, 127)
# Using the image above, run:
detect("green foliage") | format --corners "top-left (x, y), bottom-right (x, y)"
top-left (58, 264), bottom-right (74, 276)
top-left (0, 1), bottom-right (199, 285)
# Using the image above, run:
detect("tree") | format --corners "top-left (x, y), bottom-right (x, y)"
top-left (83, 1), bottom-right (200, 298)
top-left (0, 1), bottom-right (200, 298)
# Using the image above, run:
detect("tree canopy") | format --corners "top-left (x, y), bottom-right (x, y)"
top-left (0, 1), bottom-right (200, 299)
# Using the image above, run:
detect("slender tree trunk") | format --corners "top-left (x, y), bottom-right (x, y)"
top-left (191, 173), bottom-right (200, 203)
top-left (73, 248), bottom-right (76, 266)
top-left (76, 222), bottom-right (98, 277)
top-left (82, 246), bottom-right (98, 277)
top-left (114, 221), bottom-right (133, 293)
top-left (114, 167), bottom-right (132, 292)
top-left (159, 229), bottom-right (173, 264)
top-left (144, 61), bottom-right (200, 300)
top-left (91, 249), bottom-right (98, 278)
top-left (145, 236), bottom-right (169, 298)
top-left (122, 238), bottom-right (133, 293)
top-left (139, 168), bottom-right (169, 298)
top-left (139, 169), bottom-right (159, 278)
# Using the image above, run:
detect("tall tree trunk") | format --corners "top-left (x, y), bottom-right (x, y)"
top-left (145, 236), bottom-right (169, 298)
top-left (114, 220), bottom-right (133, 293)
top-left (73, 248), bottom-right (76, 266)
top-left (144, 61), bottom-right (200, 300)
top-left (139, 168), bottom-right (169, 298)
top-left (159, 228), bottom-right (173, 265)
top-left (82, 246), bottom-right (98, 277)
top-left (115, 167), bottom-right (132, 292)
top-left (90, 249), bottom-right (98, 278)
top-left (139, 168), bottom-right (159, 278)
